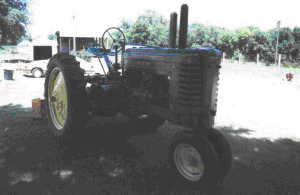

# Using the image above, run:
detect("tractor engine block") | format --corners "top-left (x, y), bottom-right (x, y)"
top-left (87, 83), bottom-right (121, 117)
top-left (121, 69), bottom-right (169, 116)
top-left (124, 69), bottom-right (169, 96)
top-left (123, 49), bottom-right (222, 129)
top-left (86, 70), bottom-right (170, 117)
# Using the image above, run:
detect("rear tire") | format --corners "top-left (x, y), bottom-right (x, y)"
top-left (168, 130), bottom-right (220, 193)
top-left (44, 53), bottom-right (90, 163)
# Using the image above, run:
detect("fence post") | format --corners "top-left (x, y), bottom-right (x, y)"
top-left (278, 54), bottom-right (281, 67)
top-left (223, 52), bottom-right (226, 63)
top-left (257, 53), bottom-right (259, 66)
top-left (239, 53), bottom-right (241, 64)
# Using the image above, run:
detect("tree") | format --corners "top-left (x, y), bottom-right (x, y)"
top-left (188, 23), bottom-right (205, 48)
top-left (116, 11), bottom-right (300, 65)
top-left (187, 23), bottom-right (226, 53)
top-left (292, 26), bottom-right (300, 43)
top-left (275, 28), bottom-right (294, 62)
top-left (291, 27), bottom-right (300, 61)
top-left (244, 26), bottom-right (261, 61)
top-left (120, 10), bottom-right (169, 47)
top-left (218, 29), bottom-right (234, 58)
top-left (48, 34), bottom-right (57, 40)
top-left (0, 0), bottom-right (33, 46)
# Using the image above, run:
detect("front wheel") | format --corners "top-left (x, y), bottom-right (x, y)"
top-left (196, 127), bottom-right (233, 181)
top-left (168, 130), bottom-right (220, 193)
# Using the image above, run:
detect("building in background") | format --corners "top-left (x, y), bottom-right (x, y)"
top-left (17, 36), bottom-right (57, 61)
top-left (55, 31), bottom-right (102, 53)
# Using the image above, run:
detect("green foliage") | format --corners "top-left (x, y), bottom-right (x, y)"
top-left (120, 10), bottom-right (168, 47)
top-left (229, 49), bottom-right (239, 63)
top-left (70, 49), bottom-right (92, 62)
top-left (230, 49), bottom-right (246, 64)
top-left (188, 24), bottom-right (227, 52)
top-left (48, 34), bottom-right (57, 40)
top-left (188, 23), bottom-right (205, 48)
top-left (117, 10), bottom-right (300, 66)
top-left (0, 0), bottom-right (33, 46)
top-left (281, 61), bottom-right (300, 69)
top-left (292, 27), bottom-right (300, 43)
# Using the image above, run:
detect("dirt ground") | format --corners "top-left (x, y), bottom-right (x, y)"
top-left (0, 68), bottom-right (45, 108)
top-left (215, 62), bottom-right (300, 142)
top-left (0, 62), bottom-right (300, 194)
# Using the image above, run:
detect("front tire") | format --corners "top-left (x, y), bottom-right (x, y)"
top-left (196, 127), bottom-right (233, 181)
top-left (168, 130), bottom-right (220, 193)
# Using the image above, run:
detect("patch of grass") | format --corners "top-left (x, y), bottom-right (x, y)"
top-left (0, 103), bottom-right (37, 129)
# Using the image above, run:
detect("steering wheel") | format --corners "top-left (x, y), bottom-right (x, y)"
top-left (102, 27), bottom-right (126, 52)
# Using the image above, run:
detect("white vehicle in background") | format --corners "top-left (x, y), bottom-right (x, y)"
top-left (74, 57), bottom-right (96, 76)
top-left (17, 57), bottom-right (96, 78)
top-left (17, 59), bottom-right (49, 78)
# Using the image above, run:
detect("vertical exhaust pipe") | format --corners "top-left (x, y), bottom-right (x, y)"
top-left (178, 4), bottom-right (188, 49)
top-left (55, 31), bottom-right (61, 52)
top-left (169, 12), bottom-right (177, 48)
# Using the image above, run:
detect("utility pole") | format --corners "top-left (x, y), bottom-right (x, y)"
top-left (275, 21), bottom-right (280, 66)
top-left (71, 10), bottom-right (77, 53)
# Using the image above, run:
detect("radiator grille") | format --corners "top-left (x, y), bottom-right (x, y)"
top-left (177, 58), bottom-right (221, 117)
top-left (178, 63), bottom-right (204, 108)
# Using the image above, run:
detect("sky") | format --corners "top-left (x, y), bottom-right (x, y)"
top-left (27, 0), bottom-right (299, 39)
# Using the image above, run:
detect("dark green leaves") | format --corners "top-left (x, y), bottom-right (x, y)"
top-left (0, 0), bottom-right (32, 46)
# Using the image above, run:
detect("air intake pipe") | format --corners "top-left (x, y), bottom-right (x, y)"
top-left (168, 12), bottom-right (177, 48)
top-left (169, 4), bottom-right (189, 49)
top-left (179, 4), bottom-right (188, 49)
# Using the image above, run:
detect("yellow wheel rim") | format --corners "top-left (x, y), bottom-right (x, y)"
top-left (48, 68), bottom-right (68, 130)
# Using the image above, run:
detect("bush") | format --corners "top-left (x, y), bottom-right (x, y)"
top-left (70, 49), bottom-right (92, 62)
top-left (281, 61), bottom-right (300, 69)
top-left (265, 60), bottom-right (271, 66)
top-left (0, 49), bottom-right (6, 55)
top-left (230, 49), bottom-right (247, 64)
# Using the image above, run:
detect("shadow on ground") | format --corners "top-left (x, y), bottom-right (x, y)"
top-left (0, 103), bottom-right (300, 195)
top-left (220, 128), bottom-right (255, 135)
